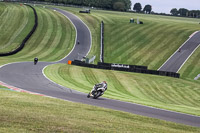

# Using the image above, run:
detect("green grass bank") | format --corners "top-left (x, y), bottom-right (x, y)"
top-left (0, 5), bottom-right (75, 65)
top-left (0, 89), bottom-right (200, 132)
top-left (44, 64), bottom-right (200, 116)
top-left (58, 6), bottom-right (200, 80)
top-left (0, 4), bottom-right (200, 131)
top-left (0, 3), bottom-right (34, 53)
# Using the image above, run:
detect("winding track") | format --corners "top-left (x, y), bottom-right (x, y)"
top-left (0, 8), bottom-right (200, 127)
top-left (158, 31), bottom-right (200, 72)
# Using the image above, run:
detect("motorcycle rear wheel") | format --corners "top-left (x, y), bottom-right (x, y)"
top-left (93, 91), bottom-right (102, 99)
top-left (87, 93), bottom-right (90, 98)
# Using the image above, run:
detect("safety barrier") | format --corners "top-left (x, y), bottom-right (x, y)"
top-left (0, 4), bottom-right (38, 56)
top-left (79, 10), bottom-right (90, 13)
top-left (71, 60), bottom-right (180, 78)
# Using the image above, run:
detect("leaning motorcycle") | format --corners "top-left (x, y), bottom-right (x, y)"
top-left (87, 84), bottom-right (104, 99)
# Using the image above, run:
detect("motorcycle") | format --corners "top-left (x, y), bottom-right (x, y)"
top-left (87, 84), bottom-right (104, 99)
top-left (34, 58), bottom-right (38, 65)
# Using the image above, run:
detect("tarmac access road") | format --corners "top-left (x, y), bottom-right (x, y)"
top-left (159, 31), bottom-right (200, 72)
top-left (0, 8), bottom-right (200, 127)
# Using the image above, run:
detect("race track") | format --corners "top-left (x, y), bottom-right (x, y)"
top-left (0, 8), bottom-right (200, 127)
top-left (159, 31), bottom-right (200, 72)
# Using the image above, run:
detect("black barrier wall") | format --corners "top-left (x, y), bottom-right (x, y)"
top-left (0, 4), bottom-right (38, 56)
top-left (72, 60), bottom-right (180, 78)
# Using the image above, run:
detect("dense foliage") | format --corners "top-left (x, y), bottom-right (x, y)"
top-left (133, 2), bottom-right (142, 12)
top-left (170, 8), bottom-right (200, 18)
top-left (143, 4), bottom-right (152, 14)
top-left (37, 0), bottom-right (131, 11)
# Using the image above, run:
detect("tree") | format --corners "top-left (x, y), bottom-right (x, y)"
top-left (113, 2), bottom-right (125, 11)
top-left (122, 0), bottom-right (131, 10)
top-left (133, 3), bottom-right (142, 12)
top-left (170, 8), bottom-right (178, 16)
top-left (143, 4), bottom-right (152, 14)
top-left (178, 8), bottom-right (189, 16)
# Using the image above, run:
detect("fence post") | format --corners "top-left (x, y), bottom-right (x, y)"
top-left (100, 21), bottom-right (104, 63)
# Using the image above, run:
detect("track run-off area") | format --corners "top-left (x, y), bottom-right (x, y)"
top-left (0, 7), bottom-right (200, 128)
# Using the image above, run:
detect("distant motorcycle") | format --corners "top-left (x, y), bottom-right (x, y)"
top-left (34, 57), bottom-right (38, 65)
top-left (87, 82), bottom-right (107, 99)
top-left (77, 40), bottom-right (80, 45)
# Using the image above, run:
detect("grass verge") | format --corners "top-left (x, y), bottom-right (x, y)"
top-left (0, 3), bottom-right (34, 53)
top-left (0, 5), bottom-right (75, 66)
top-left (44, 64), bottom-right (200, 116)
top-left (55, 6), bottom-right (200, 80)
top-left (0, 89), bottom-right (200, 132)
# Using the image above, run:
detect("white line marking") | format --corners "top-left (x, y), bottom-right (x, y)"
top-left (177, 43), bottom-right (200, 73)
top-left (1, 7), bottom-right (199, 121)
top-left (54, 9), bottom-right (77, 63)
top-left (158, 31), bottom-right (200, 71)
top-left (55, 8), bottom-right (92, 62)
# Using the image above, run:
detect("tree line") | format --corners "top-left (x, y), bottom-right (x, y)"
top-left (170, 8), bottom-right (200, 18)
top-left (133, 3), bottom-right (152, 14)
top-left (37, 0), bottom-right (131, 11)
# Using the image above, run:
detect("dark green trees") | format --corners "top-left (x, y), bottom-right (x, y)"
top-left (178, 8), bottom-right (189, 16)
top-left (170, 7), bottom-right (200, 18)
top-left (143, 4), bottom-right (152, 14)
top-left (113, 2), bottom-right (125, 11)
top-left (170, 8), bottom-right (178, 16)
top-left (45, 0), bottom-right (131, 11)
top-left (133, 3), bottom-right (142, 12)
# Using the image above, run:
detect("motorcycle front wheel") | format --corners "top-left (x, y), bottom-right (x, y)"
top-left (93, 91), bottom-right (102, 99)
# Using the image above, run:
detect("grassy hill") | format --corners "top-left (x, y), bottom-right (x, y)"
top-left (1, 89), bottom-right (200, 132)
top-left (0, 5), bottom-right (75, 65)
top-left (44, 6), bottom-right (200, 116)
top-left (0, 3), bottom-right (34, 53)
top-left (58, 6), bottom-right (200, 80)
top-left (45, 64), bottom-right (200, 116)
top-left (1, 3), bottom-right (200, 131)
top-left (179, 46), bottom-right (200, 80)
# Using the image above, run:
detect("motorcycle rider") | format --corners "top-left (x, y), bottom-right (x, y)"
top-left (95, 81), bottom-right (107, 92)
top-left (34, 57), bottom-right (38, 65)
top-left (88, 81), bottom-right (107, 98)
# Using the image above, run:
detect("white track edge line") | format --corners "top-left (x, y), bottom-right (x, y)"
top-left (177, 43), bottom-right (200, 73)
top-left (54, 9), bottom-right (78, 63)
top-left (55, 8), bottom-right (92, 62)
top-left (42, 66), bottom-right (200, 118)
top-left (1, 8), bottom-right (200, 120)
top-left (158, 31), bottom-right (199, 71)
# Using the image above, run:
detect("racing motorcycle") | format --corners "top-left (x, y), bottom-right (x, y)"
top-left (87, 84), bottom-right (105, 99)
top-left (34, 57), bottom-right (38, 65)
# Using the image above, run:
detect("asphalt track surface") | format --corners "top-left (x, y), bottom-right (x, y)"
top-left (0, 8), bottom-right (200, 127)
top-left (159, 31), bottom-right (200, 72)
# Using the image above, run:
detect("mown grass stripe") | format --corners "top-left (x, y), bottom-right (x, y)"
top-left (82, 68), bottom-right (99, 85)
top-left (33, 9), bottom-right (54, 57)
top-left (2, 5), bottom-right (29, 51)
top-left (121, 24), bottom-right (173, 64)
top-left (106, 23), bottom-right (160, 61)
top-left (0, 5), bottom-right (16, 47)
top-left (17, 7), bottom-right (47, 59)
top-left (39, 9), bottom-right (59, 60)
top-left (45, 61), bottom-right (200, 115)
top-left (132, 25), bottom-right (180, 67)
top-left (0, 2), bottom-right (7, 17)
top-left (107, 24), bottom-right (147, 51)
top-left (181, 46), bottom-right (200, 79)
top-left (104, 71), bottom-right (132, 97)
top-left (21, 7), bottom-right (54, 59)
top-left (108, 23), bottom-right (154, 51)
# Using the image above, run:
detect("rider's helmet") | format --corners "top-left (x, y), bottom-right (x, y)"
top-left (103, 81), bottom-right (107, 84)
